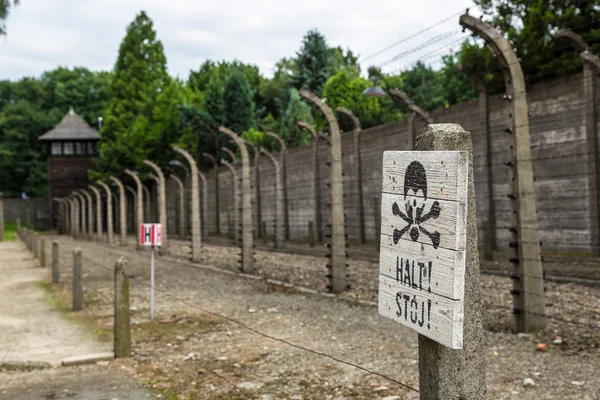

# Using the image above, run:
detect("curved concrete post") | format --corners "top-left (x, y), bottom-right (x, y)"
top-left (173, 146), bottom-right (202, 262)
top-left (260, 148), bottom-right (284, 249)
top-left (125, 186), bottom-right (137, 233)
top-left (203, 153), bottom-right (220, 235)
top-left (125, 170), bottom-right (144, 245)
top-left (171, 162), bottom-right (190, 236)
top-left (88, 185), bottom-right (103, 241)
top-left (242, 140), bottom-right (262, 239)
top-left (298, 121), bottom-right (324, 243)
top-left (299, 90), bottom-right (347, 293)
top-left (389, 89), bottom-right (433, 149)
top-left (142, 185), bottom-right (151, 223)
top-left (221, 159), bottom-right (239, 245)
top-left (222, 147), bottom-right (236, 162)
top-left (81, 189), bottom-right (94, 240)
top-left (67, 196), bottom-right (76, 237)
top-left (110, 176), bottom-right (127, 246)
top-left (461, 12), bottom-right (546, 333)
top-left (97, 181), bottom-right (113, 244)
top-left (74, 192), bottom-right (87, 238)
top-left (169, 173), bottom-right (186, 238)
top-left (198, 171), bottom-right (208, 240)
top-left (266, 132), bottom-right (289, 240)
top-left (220, 127), bottom-right (254, 274)
top-left (143, 160), bottom-right (167, 255)
top-left (337, 107), bottom-right (366, 244)
top-left (557, 29), bottom-right (600, 255)
top-left (111, 192), bottom-right (119, 235)
top-left (460, 67), bottom-right (496, 260)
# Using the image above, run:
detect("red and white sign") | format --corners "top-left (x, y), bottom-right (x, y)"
top-left (139, 224), bottom-right (162, 246)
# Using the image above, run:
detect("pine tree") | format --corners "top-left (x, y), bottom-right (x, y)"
top-left (280, 88), bottom-right (313, 148)
top-left (222, 69), bottom-right (255, 135)
top-left (96, 11), bottom-right (170, 176)
top-left (289, 30), bottom-right (333, 96)
top-left (0, 0), bottom-right (18, 35)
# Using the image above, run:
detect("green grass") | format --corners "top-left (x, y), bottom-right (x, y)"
top-left (3, 221), bottom-right (17, 242)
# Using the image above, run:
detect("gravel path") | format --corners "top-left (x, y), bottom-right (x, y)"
top-left (40, 235), bottom-right (600, 400)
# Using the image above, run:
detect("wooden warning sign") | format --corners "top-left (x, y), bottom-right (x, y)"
top-left (378, 151), bottom-right (468, 349)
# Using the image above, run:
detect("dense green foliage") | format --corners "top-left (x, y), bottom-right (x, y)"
top-left (0, 68), bottom-right (110, 197)
top-left (2, 2), bottom-right (599, 196)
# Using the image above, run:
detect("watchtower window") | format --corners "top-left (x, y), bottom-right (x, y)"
top-left (87, 142), bottom-right (96, 155)
top-left (63, 142), bottom-right (74, 155)
top-left (51, 142), bottom-right (62, 155)
top-left (75, 142), bottom-right (84, 155)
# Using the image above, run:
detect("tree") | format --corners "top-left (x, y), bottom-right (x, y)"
top-left (279, 88), bottom-right (313, 147)
top-left (289, 30), bottom-right (333, 96)
top-left (0, 0), bottom-right (18, 35)
top-left (222, 69), bottom-right (256, 135)
top-left (475, 0), bottom-right (600, 82)
top-left (330, 47), bottom-right (361, 78)
top-left (401, 61), bottom-right (446, 111)
top-left (96, 11), bottom-right (170, 177)
top-left (322, 69), bottom-right (383, 129)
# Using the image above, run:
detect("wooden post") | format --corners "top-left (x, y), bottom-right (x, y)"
top-left (203, 153), bottom-right (220, 235)
top-left (308, 221), bottom-right (315, 247)
top-left (0, 192), bottom-right (4, 242)
top-left (298, 122), bottom-right (324, 244)
top-left (220, 128), bottom-right (255, 273)
top-left (39, 238), bottom-right (46, 267)
top-left (173, 146), bottom-right (202, 262)
top-left (97, 182), bottom-right (113, 244)
top-left (143, 160), bottom-right (167, 256)
top-left (415, 123), bottom-right (486, 399)
top-left (72, 248), bottom-right (83, 311)
top-left (260, 147), bottom-right (285, 248)
top-left (300, 90), bottom-right (347, 293)
top-left (114, 257), bottom-right (131, 358)
top-left (337, 108), bottom-right (366, 244)
top-left (461, 13), bottom-right (546, 332)
top-left (52, 240), bottom-right (60, 284)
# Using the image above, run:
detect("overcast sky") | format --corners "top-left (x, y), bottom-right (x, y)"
top-left (1, 0), bottom-right (477, 81)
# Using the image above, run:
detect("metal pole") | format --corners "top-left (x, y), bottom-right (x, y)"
top-left (150, 246), bottom-right (155, 320)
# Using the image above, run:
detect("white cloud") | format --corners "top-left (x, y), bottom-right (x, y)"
top-left (1, 0), bottom-right (477, 81)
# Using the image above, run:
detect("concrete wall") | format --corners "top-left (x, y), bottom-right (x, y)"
top-left (196, 72), bottom-right (597, 252)
top-left (3, 197), bottom-right (52, 230)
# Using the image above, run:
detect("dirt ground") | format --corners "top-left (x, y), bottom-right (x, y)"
top-left (0, 241), bottom-right (154, 400)
top-left (35, 235), bottom-right (600, 400)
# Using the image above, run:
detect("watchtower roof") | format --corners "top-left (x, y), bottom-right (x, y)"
top-left (39, 108), bottom-right (100, 141)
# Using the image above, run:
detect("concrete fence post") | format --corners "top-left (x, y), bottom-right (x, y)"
top-left (416, 123), bottom-right (487, 400)
top-left (74, 192), bottom-right (87, 238)
top-left (33, 233), bottom-right (38, 258)
top-left (266, 132), bottom-right (289, 241)
top-left (308, 221), bottom-right (315, 247)
top-left (39, 238), bottom-right (46, 267)
top-left (203, 153), bottom-right (220, 235)
top-left (557, 29), bottom-right (600, 255)
top-left (337, 108), bottom-right (366, 244)
top-left (110, 176), bottom-right (127, 246)
top-left (260, 147), bottom-right (285, 249)
top-left (88, 186), bottom-right (103, 242)
top-left (221, 159), bottom-right (240, 245)
top-left (198, 171), bottom-right (208, 240)
top-left (143, 160), bottom-right (168, 256)
top-left (0, 192), bottom-right (4, 242)
top-left (170, 162), bottom-right (190, 236)
top-left (220, 127), bottom-right (255, 274)
top-left (388, 89), bottom-right (433, 150)
top-left (125, 186), bottom-right (137, 234)
top-left (97, 182), bottom-right (113, 244)
top-left (168, 173), bottom-right (186, 238)
top-left (461, 12), bottom-right (546, 332)
top-left (114, 257), bottom-right (131, 358)
top-left (300, 90), bottom-right (347, 293)
top-left (52, 240), bottom-right (60, 284)
top-left (81, 190), bottom-right (94, 240)
top-left (173, 146), bottom-right (202, 262)
top-left (298, 122), bottom-right (324, 243)
top-left (72, 248), bottom-right (83, 311)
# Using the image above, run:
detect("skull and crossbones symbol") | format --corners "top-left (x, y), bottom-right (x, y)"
top-left (392, 161), bottom-right (441, 249)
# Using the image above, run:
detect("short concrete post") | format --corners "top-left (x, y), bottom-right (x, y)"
top-left (308, 221), bottom-right (315, 247)
top-left (72, 248), bottom-right (83, 311)
top-left (39, 238), bottom-right (46, 267)
top-left (416, 124), bottom-right (486, 400)
top-left (114, 257), bottom-right (131, 358)
top-left (300, 90), bottom-right (347, 293)
top-left (0, 192), bottom-right (4, 242)
top-left (52, 241), bottom-right (60, 284)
